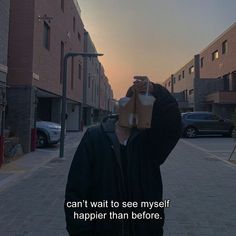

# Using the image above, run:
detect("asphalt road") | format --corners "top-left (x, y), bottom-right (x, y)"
top-left (0, 136), bottom-right (235, 236)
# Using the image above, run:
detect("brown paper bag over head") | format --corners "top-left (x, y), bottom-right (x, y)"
top-left (118, 96), bottom-right (136, 128)
top-left (118, 77), bottom-right (155, 129)
top-left (136, 92), bottom-right (155, 129)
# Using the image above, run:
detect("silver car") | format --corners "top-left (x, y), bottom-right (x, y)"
top-left (36, 121), bottom-right (61, 147)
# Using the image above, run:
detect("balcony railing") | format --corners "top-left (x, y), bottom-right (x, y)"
top-left (205, 91), bottom-right (236, 104)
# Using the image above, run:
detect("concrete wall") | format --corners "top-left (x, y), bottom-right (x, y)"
top-left (0, 0), bottom-right (10, 74)
top-left (6, 87), bottom-right (36, 153)
top-left (7, 0), bottom-right (35, 86)
top-left (0, 0), bottom-right (10, 89)
top-left (0, 0), bottom-right (10, 139)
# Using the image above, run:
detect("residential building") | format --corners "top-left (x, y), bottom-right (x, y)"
top-left (164, 58), bottom-right (196, 112)
top-left (83, 31), bottom-right (100, 125)
top-left (200, 23), bottom-right (236, 118)
top-left (163, 23), bottom-right (236, 118)
top-left (83, 31), bottom-right (113, 125)
top-left (7, 0), bottom-right (84, 152)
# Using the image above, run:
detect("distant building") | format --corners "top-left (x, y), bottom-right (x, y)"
top-left (99, 74), bottom-right (111, 120)
top-left (7, 0), bottom-right (84, 152)
top-left (163, 23), bottom-right (236, 118)
top-left (83, 31), bottom-right (113, 125)
top-left (83, 31), bottom-right (100, 125)
top-left (164, 58), bottom-right (196, 112)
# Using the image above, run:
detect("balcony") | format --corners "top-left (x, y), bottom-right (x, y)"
top-left (205, 91), bottom-right (236, 104)
top-left (178, 100), bottom-right (189, 109)
top-left (173, 92), bottom-right (194, 109)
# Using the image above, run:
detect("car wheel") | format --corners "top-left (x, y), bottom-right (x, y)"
top-left (37, 132), bottom-right (48, 148)
top-left (185, 127), bottom-right (197, 138)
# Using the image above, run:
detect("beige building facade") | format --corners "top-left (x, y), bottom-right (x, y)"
top-left (163, 23), bottom-right (236, 118)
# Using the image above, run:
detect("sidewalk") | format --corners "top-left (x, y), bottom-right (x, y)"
top-left (0, 129), bottom-right (86, 192)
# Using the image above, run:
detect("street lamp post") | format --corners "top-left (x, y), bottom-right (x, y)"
top-left (60, 52), bottom-right (103, 158)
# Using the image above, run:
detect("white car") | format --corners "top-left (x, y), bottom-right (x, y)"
top-left (36, 121), bottom-right (61, 148)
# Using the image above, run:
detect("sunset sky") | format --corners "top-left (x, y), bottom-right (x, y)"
top-left (78, 0), bottom-right (236, 99)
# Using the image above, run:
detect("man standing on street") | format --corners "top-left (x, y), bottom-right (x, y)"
top-left (64, 79), bottom-right (182, 236)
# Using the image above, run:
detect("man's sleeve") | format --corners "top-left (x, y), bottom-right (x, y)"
top-left (64, 129), bottom-right (94, 236)
top-left (145, 83), bottom-right (182, 165)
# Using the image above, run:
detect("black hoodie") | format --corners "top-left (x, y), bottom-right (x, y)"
top-left (64, 84), bottom-right (182, 236)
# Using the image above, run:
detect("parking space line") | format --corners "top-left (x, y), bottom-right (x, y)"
top-left (207, 150), bottom-right (231, 153)
top-left (180, 139), bottom-right (236, 170)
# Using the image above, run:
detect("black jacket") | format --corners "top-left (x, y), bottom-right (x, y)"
top-left (65, 84), bottom-right (182, 236)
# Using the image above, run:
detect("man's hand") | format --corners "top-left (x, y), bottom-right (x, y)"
top-left (133, 80), bottom-right (154, 95)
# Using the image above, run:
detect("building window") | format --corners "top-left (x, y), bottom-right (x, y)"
top-left (88, 74), bottom-right (91, 88)
top-left (223, 74), bottom-right (230, 91)
top-left (222, 40), bottom-right (228, 54)
top-left (71, 57), bottom-right (74, 89)
top-left (200, 57), bottom-right (204, 68)
top-left (189, 89), bottom-right (194, 95)
top-left (178, 75), bottom-right (181, 81)
top-left (212, 50), bottom-right (219, 61)
top-left (78, 32), bottom-right (81, 41)
top-left (43, 22), bottom-right (50, 50)
top-left (182, 70), bottom-right (185, 78)
top-left (189, 66), bottom-right (194, 74)
top-left (78, 63), bottom-right (82, 80)
top-left (173, 77), bottom-right (176, 84)
top-left (60, 41), bottom-right (64, 84)
top-left (61, 0), bottom-right (64, 12)
top-left (73, 17), bottom-right (76, 33)
top-left (168, 81), bottom-right (171, 87)
top-left (184, 90), bottom-right (188, 101)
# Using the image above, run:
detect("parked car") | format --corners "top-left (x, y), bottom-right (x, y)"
top-left (36, 121), bottom-right (61, 148)
top-left (181, 112), bottom-right (234, 138)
